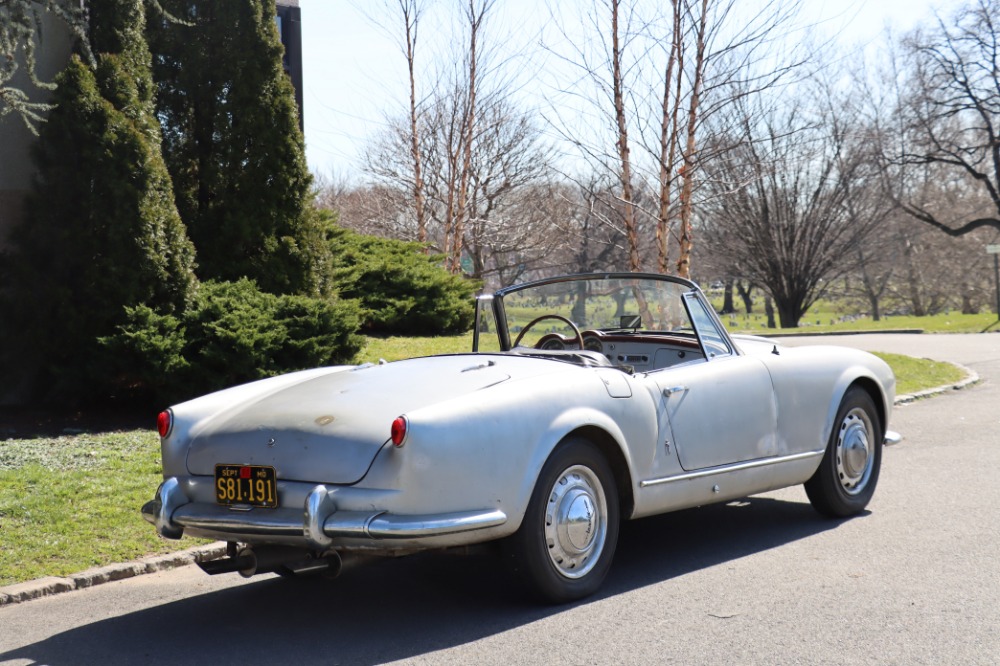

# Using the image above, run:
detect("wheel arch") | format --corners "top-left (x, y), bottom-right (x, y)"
top-left (822, 369), bottom-right (890, 447)
top-left (848, 376), bottom-right (888, 438)
top-left (564, 425), bottom-right (636, 521)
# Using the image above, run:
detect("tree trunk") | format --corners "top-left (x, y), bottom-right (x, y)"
top-left (674, 0), bottom-right (709, 279)
top-left (736, 280), bottom-right (753, 314)
top-left (656, 0), bottom-right (683, 274)
top-left (402, 0), bottom-right (428, 245)
top-left (868, 293), bottom-right (881, 322)
top-left (450, 0), bottom-right (484, 273)
top-left (721, 278), bottom-right (735, 314)
top-left (611, 0), bottom-right (641, 271)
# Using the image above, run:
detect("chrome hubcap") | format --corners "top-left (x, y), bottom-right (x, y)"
top-left (544, 464), bottom-right (607, 579)
top-left (836, 408), bottom-right (874, 495)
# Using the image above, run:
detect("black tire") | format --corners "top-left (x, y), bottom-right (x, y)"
top-left (506, 437), bottom-right (620, 603)
top-left (805, 386), bottom-right (882, 518)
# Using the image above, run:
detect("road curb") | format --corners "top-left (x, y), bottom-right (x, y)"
top-left (0, 363), bottom-right (982, 607)
top-left (0, 542), bottom-right (227, 607)
top-left (894, 362), bottom-right (980, 404)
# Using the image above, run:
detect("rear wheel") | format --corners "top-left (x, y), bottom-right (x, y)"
top-left (507, 437), bottom-right (620, 603)
top-left (805, 387), bottom-right (882, 517)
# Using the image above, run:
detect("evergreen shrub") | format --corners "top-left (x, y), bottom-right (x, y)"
top-left (332, 229), bottom-right (477, 336)
top-left (102, 279), bottom-right (363, 405)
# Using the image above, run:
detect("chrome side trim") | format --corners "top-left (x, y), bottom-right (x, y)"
top-left (639, 450), bottom-right (824, 488)
top-left (884, 430), bottom-right (903, 447)
top-left (365, 509), bottom-right (508, 539)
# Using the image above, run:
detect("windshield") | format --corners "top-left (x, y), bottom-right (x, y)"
top-left (497, 275), bottom-right (697, 348)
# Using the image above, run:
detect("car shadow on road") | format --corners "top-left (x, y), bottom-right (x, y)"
top-left (0, 496), bottom-right (853, 665)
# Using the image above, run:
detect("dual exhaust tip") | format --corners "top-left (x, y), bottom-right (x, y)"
top-left (198, 545), bottom-right (343, 579)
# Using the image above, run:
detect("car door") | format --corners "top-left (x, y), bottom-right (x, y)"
top-left (653, 293), bottom-right (778, 471)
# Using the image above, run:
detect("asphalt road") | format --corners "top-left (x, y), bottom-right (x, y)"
top-left (1, 333), bottom-right (998, 666)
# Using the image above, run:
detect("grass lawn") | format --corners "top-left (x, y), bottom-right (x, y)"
top-left (872, 352), bottom-right (966, 395)
top-left (719, 307), bottom-right (1000, 335)
top-left (0, 330), bottom-right (980, 587)
top-left (0, 430), bottom-right (210, 587)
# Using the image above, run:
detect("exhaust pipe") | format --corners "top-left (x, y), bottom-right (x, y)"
top-left (286, 550), bottom-right (343, 578)
top-left (198, 546), bottom-right (343, 579)
top-left (198, 553), bottom-right (255, 576)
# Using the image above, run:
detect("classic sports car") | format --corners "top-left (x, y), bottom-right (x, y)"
top-left (143, 273), bottom-right (899, 603)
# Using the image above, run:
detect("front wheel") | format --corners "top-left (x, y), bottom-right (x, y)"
top-left (506, 438), bottom-right (620, 603)
top-left (805, 387), bottom-right (882, 517)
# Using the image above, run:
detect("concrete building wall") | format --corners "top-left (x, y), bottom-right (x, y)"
top-left (276, 0), bottom-right (304, 132)
top-left (0, 13), bottom-right (74, 249)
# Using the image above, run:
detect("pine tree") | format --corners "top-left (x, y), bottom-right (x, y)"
top-left (0, 0), bottom-right (197, 403)
top-left (149, 0), bottom-right (327, 295)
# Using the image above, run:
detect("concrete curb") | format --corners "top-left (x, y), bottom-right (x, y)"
top-left (0, 362), bottom-right (981, 607)
top-left (894, 362), bottom-right (980, 404)
top-left (0, 542), bottom-right (227, 607)
top-left (765, 328), bottom-right (926, 338)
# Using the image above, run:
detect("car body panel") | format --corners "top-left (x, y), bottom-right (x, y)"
top-left (654, 354), bottom-right (778, 470)
top-left (183, 355), bottom-right (515, 484)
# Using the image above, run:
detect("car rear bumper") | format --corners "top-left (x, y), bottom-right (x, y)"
top-left (141, 476), bottom-right (508, 550)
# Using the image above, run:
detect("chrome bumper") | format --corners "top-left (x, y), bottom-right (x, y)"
top-left (884, 430), bottom-right (903, 447)
top-left (141, 478), bottom-right (507, 549)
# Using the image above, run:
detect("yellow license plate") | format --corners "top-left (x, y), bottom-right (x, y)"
top-left (215, 464), bottom-right (278, 508)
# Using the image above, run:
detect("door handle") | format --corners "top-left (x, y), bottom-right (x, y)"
top-left (663, 385), bottom-right (688, 397)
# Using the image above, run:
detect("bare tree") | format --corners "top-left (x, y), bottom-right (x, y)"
top-left (894, 0), bottom-right (1000, 236)
top-left (358, 83), bottom-right (560, 285)
top-left (699, 91), bottom-right (879, 328)
top-left (445, 0), bottom-right (494, 272)
top-left (459, 95), bottom-right (561, 285)
top-left (607, 0), bottom-right (641, 271)
top-left (395, 0), bottom-right (429, 244)
top-left (546, 0), bottom-right (804, 277)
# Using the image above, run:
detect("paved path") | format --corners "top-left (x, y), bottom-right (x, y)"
top-left (1, 333), bottom-right (998, 665)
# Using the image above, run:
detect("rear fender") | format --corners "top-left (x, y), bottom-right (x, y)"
top-left (509, 407), bottom-right (638, 531)
top-left (365, 387), bottom-right (641, 536)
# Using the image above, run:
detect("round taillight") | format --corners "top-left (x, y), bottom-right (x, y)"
top-left (157, 410), bottom-right (173, 439)
top-left (390, 416), bottom-right (408, 447)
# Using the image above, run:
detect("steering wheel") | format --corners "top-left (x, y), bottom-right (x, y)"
top-left (512, 314), bottom-right (585, 350)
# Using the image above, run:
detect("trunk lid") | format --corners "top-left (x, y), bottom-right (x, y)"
top-left (184, 355), bottom-right (514, 484)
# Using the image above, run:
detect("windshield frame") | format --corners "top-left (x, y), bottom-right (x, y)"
top-left (474, 272), bottom-right (737, 360)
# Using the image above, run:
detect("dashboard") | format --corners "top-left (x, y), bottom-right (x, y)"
top-left (535, 330), bottom-right (705, 371)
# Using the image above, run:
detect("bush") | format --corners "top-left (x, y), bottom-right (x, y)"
top-left (0, 3), bottom-right (197, 405)
top-left (102, 279), bottom-right (363, 405)
top-left (333, 229), bottom-right (477, 336)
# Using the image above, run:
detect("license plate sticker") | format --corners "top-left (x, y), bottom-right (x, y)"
top-left (215, 464), bottom-right (278, 508)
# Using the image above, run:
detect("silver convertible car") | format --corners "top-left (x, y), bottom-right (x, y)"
top-left (143, 273), bottom-right (899, 603)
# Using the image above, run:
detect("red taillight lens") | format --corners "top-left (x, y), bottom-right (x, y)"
top-left (157, 410), bottom-right (173, 438)
top-left (390, 416), bottom-right (408, 447)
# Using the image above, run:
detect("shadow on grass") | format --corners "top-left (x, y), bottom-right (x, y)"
top-left (0, 406), bottom-right (150, 438)
top-left (0, 497), bottom-right (856, 665)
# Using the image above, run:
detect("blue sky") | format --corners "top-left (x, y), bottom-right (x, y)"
top-left (300, 0), bottom-right (946, 178)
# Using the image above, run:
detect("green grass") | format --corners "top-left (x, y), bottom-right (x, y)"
top-left (719, 307), bottom-right (999, 335)
top-left (0, 334), bottom-right (975, 587)
top-left (872, 352), bottom-right (967, 396)
top-left (0, 431), bottom-right (210, 587)
top-left (353, 333), bottom-right (472, 363)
